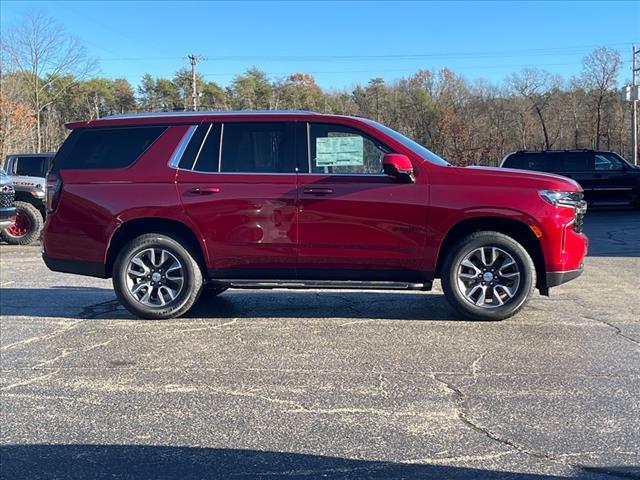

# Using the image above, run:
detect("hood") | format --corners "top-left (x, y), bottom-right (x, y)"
top-left (462, 165), bottom-right (582, 191)
top-left (0, 169), bottom-right (12, 186)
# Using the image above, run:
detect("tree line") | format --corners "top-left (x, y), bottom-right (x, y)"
top-left (1, 12), bottom-right (636, 166)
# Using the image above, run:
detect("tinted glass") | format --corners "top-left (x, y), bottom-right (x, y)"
top-left (561, 152), bottom-right (590, 171)
top-left (13, 156), bottom-right (51, 177)
top-left (178, 124), bottom-right (209, 170)
top-left (178, 123), bottom-right (222, 172)
top-left (504, 153), bottom-right (554, 172)
top-left (220, 123), bottom-right (295, 173)
top-left (309, 123), bottom-right (389, 174)
top-left (594, 153), bottom-right (624, 170)
top-left (54, 127), bottom-right (166, 171)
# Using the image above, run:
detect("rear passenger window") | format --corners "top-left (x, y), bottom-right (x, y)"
top-left (220, 123), bottom-right (295, 173)
top-left (562, 153), bottom-right (590, 171)
top-left (179, 123), bottom-right (222, 172)
top-left (54, 127), bottom-right (166, 170)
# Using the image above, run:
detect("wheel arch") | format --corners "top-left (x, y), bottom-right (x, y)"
top-left (435, 216), bottom-right (547, 292)
top-left (105, 217), bottom-right (207, 278)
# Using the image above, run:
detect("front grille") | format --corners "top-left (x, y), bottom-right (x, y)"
top-left (574, 201), bottom-right (587, 233)
top-left (0, 186), bottom-right (15, 208)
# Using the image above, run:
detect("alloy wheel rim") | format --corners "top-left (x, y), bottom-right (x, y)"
top-left (125, 248), bottom-right (184, 307)
top-left (456, 246), bottom-right (521, 309)
top-left (6, 212), bottom-right (31, 237)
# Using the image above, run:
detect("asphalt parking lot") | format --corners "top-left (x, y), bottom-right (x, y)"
top-left (1, 210), bottom-right (639, 479)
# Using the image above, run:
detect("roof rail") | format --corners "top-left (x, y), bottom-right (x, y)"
top-left (101, 110), bottom-right (322, 120)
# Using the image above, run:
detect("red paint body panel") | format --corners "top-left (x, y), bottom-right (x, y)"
top-left (176, 170), bottom-right (298, 271)
top-left (44, 112), bottom-right (588, 288)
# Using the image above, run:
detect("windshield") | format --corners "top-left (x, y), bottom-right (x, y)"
top-left (361, 118), bottom-right (450, 166)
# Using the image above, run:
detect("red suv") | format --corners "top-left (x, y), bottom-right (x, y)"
top-left (43, 111), bottom-right (588, 321)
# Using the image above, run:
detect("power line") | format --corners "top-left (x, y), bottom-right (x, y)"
top-left (95, 42), bottom-right (633, 62)
top-left (100, 61), bottom-right (583, 79)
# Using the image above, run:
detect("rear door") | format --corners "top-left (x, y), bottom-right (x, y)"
top-left (296, 122), bottom-right (429, 281)
top-left (176, 121), bottom-right (299, 278)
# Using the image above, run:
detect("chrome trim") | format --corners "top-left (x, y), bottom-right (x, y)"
top-left (170, 169), bottom-right (297, 176)
top-left (218, 123), bottom-right (224, 172)
top-left (192, 124), bottom-right (212, 171)
top-left (306, 122), bottom-right (312, 173)
top-left (167, 125), bottom-right (197, 169)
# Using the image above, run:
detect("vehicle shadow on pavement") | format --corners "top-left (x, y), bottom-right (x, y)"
top-left (0, 287), bottom-right (468, 321)
top-left (189, 290), bottom-right (463, 321)
top-left (2, 444), bottom-right (634, 480)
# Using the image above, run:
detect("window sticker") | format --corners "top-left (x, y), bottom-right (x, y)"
top-left (315, 136), bottom-right (364, 167)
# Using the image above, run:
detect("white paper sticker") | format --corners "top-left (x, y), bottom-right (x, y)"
top-left (316, 136), bottom-right (364, 167)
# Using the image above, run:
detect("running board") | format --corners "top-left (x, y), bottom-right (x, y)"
top-left (210, 279), bottom-right (432, 291)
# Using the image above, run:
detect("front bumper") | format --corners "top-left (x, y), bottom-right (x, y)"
top-left (0, 206), bottom-right (16, 230)
top-left (546, 265), bottom-right (584, 288)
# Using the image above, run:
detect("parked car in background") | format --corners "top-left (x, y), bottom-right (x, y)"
top-left (500, 150), bottom-right (640, 208)
top-left (0, 167), bottom-right (16, 232)
top-left (2, 153), bottom-right (55, 245)
top-left (42, 111), bottom-right (588, 321)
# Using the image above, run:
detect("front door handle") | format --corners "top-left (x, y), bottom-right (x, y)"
top-left (303, 187), bottom-right (333, 196)
top-left (188, 186), bottom-right (220, 195)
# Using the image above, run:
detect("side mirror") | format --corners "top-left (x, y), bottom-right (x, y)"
top-left (383, 154), bottom-right (415, 183)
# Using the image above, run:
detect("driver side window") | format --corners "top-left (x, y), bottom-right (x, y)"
top-left (308, 123), bottom-right (389, 174)
top-left (594, 153), bottom-right (624, 171)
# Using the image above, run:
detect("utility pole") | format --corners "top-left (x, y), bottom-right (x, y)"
top-left (632, 45), bottom-right (639, 165)
top-left (188, 54), bottom-right (201, 111)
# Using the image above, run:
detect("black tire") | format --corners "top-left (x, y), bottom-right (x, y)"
top-left (112, 233), bottom-right (203, 319)
top-left (1, 201), bottom-right (44, 245)
top-left (441, 231), bottom-right (536, 321)
top-left (204, 284), bottom-right (229, 297)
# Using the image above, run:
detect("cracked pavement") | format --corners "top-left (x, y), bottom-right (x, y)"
top-left (1, 209), bottom-right (639, 479)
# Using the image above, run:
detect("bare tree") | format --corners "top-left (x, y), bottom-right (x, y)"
top-left (509, 69), bottom-right (560, 150)
top-left (3, 11), bottom-right (95, 151)
top-left (580, 47), bottom-right (622, 149)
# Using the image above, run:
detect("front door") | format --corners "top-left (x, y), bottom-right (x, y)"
top-left (592, 152), bottom-right (637, 203)
top-left (297, 122), bottom-right (429, 282)
top-left (177, 122), bottom-right (299, 278)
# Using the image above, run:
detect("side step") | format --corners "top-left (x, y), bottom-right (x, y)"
top-left (210, 279), bottom-right (432, 291)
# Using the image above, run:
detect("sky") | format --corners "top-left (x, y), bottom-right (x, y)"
top-left (1, 0), bottom-right (639, 90)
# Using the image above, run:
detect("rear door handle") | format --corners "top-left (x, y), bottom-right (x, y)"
top-left (188, 186), bottom-right (220, 195)
top-left (303, 187), bottom-right (333, 196)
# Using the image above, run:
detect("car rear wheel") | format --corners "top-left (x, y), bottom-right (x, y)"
top-left (441, 231), bottom-right (536, 321)
top-left (113, 233), bottom-right (203, 319)
top-left (1, 201), bottom-right (43, 245)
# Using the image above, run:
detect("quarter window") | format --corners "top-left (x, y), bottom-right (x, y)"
top-left (308, 123), bottom-right (389, 174)
top-left (220, 123), bottom-right (295, 173)
top-left (54, 126), bottom-right (166, 171)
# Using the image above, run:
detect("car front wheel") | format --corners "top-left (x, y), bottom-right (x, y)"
top-left (441, 231), bottom-right (536, 321)
top-left (113, 233), bottom-right (203, 319)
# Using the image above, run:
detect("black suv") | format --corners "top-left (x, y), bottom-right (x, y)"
top-left (500, 150), bottom-right (640, 207)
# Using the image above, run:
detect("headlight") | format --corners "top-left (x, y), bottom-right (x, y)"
top-left (539, 190), bottom-right (584, 208)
